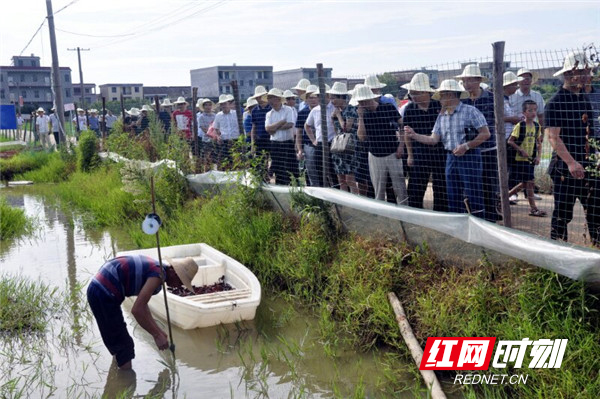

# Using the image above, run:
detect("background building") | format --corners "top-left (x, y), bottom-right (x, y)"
top-left (143, 86), bottom-right (191, 102)
top-left (73, 83), bottom-right (98, 107)
top-left (99, 83), bottom-right (144, 102)
top-left (273, 67), bottom-right (333, 90)
top-left (0, 54), bottom-right (73, 112)
top-left (190, 65), bottom-right (273, 101)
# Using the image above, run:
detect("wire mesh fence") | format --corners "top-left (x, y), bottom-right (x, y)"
top-left (5, 44), bottom-right (598, 250)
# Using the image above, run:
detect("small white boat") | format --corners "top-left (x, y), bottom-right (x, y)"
top-left (118, 243), bottom-right (261, 330)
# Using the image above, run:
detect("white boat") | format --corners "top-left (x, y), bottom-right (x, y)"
top-left (117, 243), bottom-right (261, 330)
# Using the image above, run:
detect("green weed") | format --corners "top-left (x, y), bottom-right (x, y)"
top-left (0, 197), bottom-right (33, 240)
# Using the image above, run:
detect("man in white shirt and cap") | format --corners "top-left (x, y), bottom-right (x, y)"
top-left (213, 94), bottom-right (240, 169)
top-left (265, 88), bottom-right (297, 185)
top-left (292, 78), bottom-right (311, 111)
top-left (509, 68), bottom-right (545, 127)
top-left (35, 107), bottom-right (51, 150)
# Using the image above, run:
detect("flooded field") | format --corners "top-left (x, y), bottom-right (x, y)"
top-left (0, 187), bottom-right (418, 398)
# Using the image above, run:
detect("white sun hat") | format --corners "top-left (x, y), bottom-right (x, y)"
top-left (251, 85), bottom-right (268, 99)
top-left (455, 64), bottom-right (488, 82)
top-left (161, 98), bottom-right (173, 107)
top-left (300, 84), bottom-right (320, 100)
top-left (503, 71), bottom-right (524, 86)
top-left (127, 107), bottom-right (141, 116)
top-left (77, 108), bottom-right (85, 113)
top-left (326, 81), bottom-right (348, 95)
top-left (553, 52), bottom-right (589, 77)
top-left (292, 78), bottom-right (310, 91)
top-left (36, 107), bottom-right (45, 113)
top-left (218, 94), bottom-right (234, 104)
top-left (352, 85), bottom-right (380, 102)
top-left (282, 90), bottom-right (297, 98)
top-left (348, 84), bottom-right (365, 106)
top-left (364, 75), bottom-right (386, 89)
top-left (244, 97), bottom-right (258, 109)
top-left (432, 79), bottom-right (469, 100)
top-left (401, 72), bottom-right (435, 92)
top-left (266, 88), bottom-right (285, 98)
top-left (196, 98), bottom-right (205, 107)
top-left (174, 96), bottom-right (188, 105)
top-left (516, 67), bottom-right (539, 84)
top-left (140, 105), bottom-right (153, 112)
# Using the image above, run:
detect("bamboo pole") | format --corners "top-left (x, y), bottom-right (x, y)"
top-left (387, 292), bottom-right (447, 399)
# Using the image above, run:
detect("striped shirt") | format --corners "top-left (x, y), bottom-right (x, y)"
top-left (91, 255), bottom-right (163, 303)
top-left (432, 102), bottom-right (488, 151)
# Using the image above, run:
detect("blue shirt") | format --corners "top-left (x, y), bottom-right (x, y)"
top-left (433, 102), bottom-right (488, 152)
top-left (461, 89), bottom-right (496, 150)
top-left (296, 106), bottom-right (312, 146)
top-left (251, 104), bottom-right (272, 140)
top-left (91, 255), bottom-right (163, 303)
top-left (88, 116), bottom-right (99, 130)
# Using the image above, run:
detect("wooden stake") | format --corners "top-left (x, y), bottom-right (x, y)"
top-left (388, 292), bottom-right (447, 399)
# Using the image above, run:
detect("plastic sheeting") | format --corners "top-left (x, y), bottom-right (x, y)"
top-left (186, 171), bottom-right (600, 283)
top-left (99, 152), bottom-right (180, 173)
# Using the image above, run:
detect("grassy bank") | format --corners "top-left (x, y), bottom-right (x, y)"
top-left (17, 156), bottom-right (600, 397)
top-left (0, 197), bottom-right (33, 241)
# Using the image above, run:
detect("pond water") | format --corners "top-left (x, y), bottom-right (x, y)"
top-left (0, 187), bottom-right (420, 398)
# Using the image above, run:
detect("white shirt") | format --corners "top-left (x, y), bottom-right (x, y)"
top-left (105, 114), bottom-right (117, 128)
top-left (36, 115), bottom-right (50, 134)
top-left (17, 116), bottom-right (24, 126)
top-left (213, 111), bottom-right (240, 140)
top-left (265, 105), bottom-right (295, 142)
top-left (509, 89), bottom-right (545, 119)
top-left (305, 102), bottom-right (336, 143)
top-left (49, 113), bottom-right (60, 132)
top-left (504, 101), bottom-right (516, 139)
top-left (73, 115), bottom-right (87, 131)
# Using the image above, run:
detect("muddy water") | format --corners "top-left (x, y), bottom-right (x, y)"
top-left (0, 188), bottom-right (418, 398)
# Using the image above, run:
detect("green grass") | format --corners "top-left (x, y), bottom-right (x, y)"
top-left (0, 275), bottom-right (61, 333)
top-left (0, 150), bottom-right (55, 183)
top-left (53, 165), bottom-right (146, 227)
top-left (0, 196), bottom-right (33, 240)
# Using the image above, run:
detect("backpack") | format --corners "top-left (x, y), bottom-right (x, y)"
top-left (508, 121), bottom-right (540, 162)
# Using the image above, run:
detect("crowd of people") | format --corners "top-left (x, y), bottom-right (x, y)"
top-left (28, 51), bottom-right (600, 246)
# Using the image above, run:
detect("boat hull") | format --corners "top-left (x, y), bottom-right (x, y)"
top-left (118, 243), bottom-right (261, 329)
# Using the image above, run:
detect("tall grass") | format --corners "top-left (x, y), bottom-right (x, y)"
top-left (53, 165), bottom-right (146, 227)
top-left (0, 150), bottom-right (54, 183)
top-left (0, 197), bottom-right (33, 240)
top-left (0, 275), bottom-right (60, 333)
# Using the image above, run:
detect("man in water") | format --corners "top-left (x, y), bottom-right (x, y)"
top-left (87, 255), bottom-right (198, 369)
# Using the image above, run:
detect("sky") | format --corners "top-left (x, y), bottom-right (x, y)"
top-left (1, 0), bottom-right (599, 88)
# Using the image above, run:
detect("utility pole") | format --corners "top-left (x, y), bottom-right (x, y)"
top-left (46, 0), bottom-right (67, 145)
top-left (67, 47), bottom-right (90, 109)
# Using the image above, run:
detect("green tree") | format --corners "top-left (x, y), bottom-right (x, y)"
top-left (533, 84), bottom-right (559, 102)
top-left (377, 72), bottom-right (400, 97)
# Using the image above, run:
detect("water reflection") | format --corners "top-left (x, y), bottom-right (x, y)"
top-left (102, 360), bottom-right (173, 399)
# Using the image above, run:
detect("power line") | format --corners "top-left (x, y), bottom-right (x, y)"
top-left (55, 0), bottom-right (80, 15)
top-left (93, 0), bottom-right (228, 49)
top-left (19, 19), bottom-right (46, 55)
top-left (56, 28), bottom-right (134, 38)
